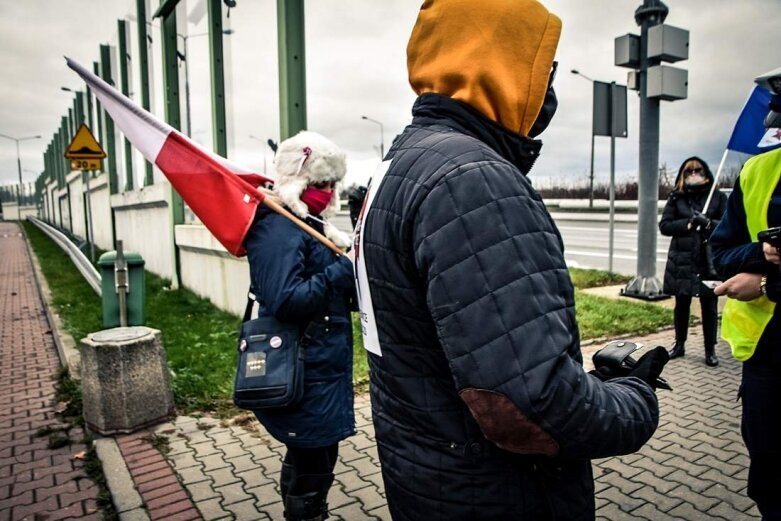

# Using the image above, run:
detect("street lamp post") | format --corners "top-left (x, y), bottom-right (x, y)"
top-left (177, 29), bottom-right (233, 138)
top-left (249, 134), bottom-right (275, 173)
top-left (571, 69), bottom-right (596, 208)
top-left (0, 133), bottom-right (41, 214)
top-left (361, 115), bottom-right (385, 159)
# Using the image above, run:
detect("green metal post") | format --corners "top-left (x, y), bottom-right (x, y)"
top-left (93, 62), bottom-right (103, 150)
top-left (207, 0), bottom-right (227, 157)
top-left (100, 45), bottom-right (119, 194)
top-left (158, 3), bottom-right (184, 287)
top-left (76, 92), bottom-right (85, 125)
top-left (119, 20), bottom-right (135, 191)
top-left (59, 120), bottom-right (68, 188)
top-left (277, 0), bottom-right (307, 140)
top-left (68, 108), bottom-right (74, 141)
top-left (86, 86), bottom-right (93, 129)
top-left (137, 0), bottom-right (154, 186)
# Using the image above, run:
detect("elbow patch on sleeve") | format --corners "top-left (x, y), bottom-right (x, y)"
top-left (460, 388), bottom-right (560, 457)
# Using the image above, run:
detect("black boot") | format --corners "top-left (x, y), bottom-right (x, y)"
top-left (284, 473), bottom-right (334, 521)
top-left (669, 341), bottom-right (685, 359)
top-left (705, 344), bottom-right (719, 367)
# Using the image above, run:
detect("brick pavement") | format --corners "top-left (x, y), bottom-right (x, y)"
top-left (0, 222), bottom-right (102, 521)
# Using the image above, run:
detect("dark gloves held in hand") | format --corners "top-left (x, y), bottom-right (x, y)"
top-left (689, 211), bottom-right (711, 230)
top-left (590, 344), bottom-right (671, 390)
top-left (324, 255), bottom-right (355, 291)
top-left (628, 346), bottom-right (671, 390)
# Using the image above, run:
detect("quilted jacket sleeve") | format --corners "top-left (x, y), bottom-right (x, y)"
top-left (245, 214), bottom-right (354, 322)
top-left (413, 160), bottom-right (659, 460)
top-left (658, 195), bottom-right (689, 237)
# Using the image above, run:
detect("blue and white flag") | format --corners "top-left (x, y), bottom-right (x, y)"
top-left (726, 86), bottom-right (781, 155)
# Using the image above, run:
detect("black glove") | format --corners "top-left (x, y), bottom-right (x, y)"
top-left (627, 346), bottom-right (670, 390)
top-left (589, 365), bottom-right (622, 382)
top-left (689, 211), bottom-right (711, 230)
top-left (590, 342), bottom-right (671, 390)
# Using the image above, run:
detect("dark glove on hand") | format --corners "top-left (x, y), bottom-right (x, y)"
top-left (324, 255), bottom-right (355, 291)
top-left (689, 212), bottom-right (711, 230)
top-left (589, 365), bottom-right (626, 382)
top-left (627, 346), bottom-right (670, 390)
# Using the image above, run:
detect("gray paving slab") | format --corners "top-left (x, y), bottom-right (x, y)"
top-left (134, 325), bottom-right (759, 520)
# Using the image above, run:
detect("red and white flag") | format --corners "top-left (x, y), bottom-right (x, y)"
top-left (66, 57), bottom-right (272, 257)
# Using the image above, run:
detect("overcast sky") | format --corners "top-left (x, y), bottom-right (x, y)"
top-left (0, 0), bottom-right (778, 191)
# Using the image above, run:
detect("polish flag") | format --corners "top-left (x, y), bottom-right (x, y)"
top-left (66, 57), bottom-right (272, 257)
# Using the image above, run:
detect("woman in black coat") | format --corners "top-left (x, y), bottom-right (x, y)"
top-left (659, 156), bottom-right (727, 366)
top-left (244, 131), bottom-right (356, 521)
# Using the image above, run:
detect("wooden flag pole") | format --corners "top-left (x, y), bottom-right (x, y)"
top-left (259, 192), bottom-right (345, 256)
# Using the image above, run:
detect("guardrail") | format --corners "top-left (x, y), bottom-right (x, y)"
top-left (27, 216), bottom-right (101, 296)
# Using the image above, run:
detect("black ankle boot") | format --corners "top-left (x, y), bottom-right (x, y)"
top-left (705, 344), bottom-right (719, 367)
top-left (669, 341), bottom-right (685, 359)
top-left (284, 473), bottom-right (334, 521)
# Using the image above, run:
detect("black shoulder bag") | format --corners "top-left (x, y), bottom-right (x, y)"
top-left (232, 290), bottom-right (314, 410)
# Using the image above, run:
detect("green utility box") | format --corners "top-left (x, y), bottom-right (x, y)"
top-left (98, 251), bottom-right (145, 328)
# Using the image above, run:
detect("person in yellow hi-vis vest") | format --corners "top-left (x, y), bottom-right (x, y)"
top-left (712, 66), bottom-right (781, 520)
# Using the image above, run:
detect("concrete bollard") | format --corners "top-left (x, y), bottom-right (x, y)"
top-left (80, 326), bottom-right (175, 435)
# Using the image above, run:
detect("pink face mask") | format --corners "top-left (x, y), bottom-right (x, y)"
top-left (300, 186), bottom-right (334, 216)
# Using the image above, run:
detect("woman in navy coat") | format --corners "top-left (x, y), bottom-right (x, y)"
top-left (244, 131), bottom-right (355, 521)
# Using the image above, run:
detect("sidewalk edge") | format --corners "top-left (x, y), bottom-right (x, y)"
top-left (21, 220), bottom-right (82, 377)
top-left (94, 438), bottom-right (150, 520)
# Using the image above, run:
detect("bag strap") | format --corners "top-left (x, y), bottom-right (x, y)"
top-left (245, 287), bottom-right (317, 344)
top-left (243, 290), bottom-right (256, 322)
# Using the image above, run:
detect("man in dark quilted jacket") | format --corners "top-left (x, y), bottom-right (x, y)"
top-left (354, 0), bottom-right (669, 519)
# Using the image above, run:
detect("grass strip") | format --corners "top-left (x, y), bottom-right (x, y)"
top-left (24, 221), bottom-right (673, 411)
top-left (569, 267), bottom-right (632, 289)
top-left (575, 290), bottom-right (673, 339)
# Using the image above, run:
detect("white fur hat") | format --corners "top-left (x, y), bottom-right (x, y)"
top-left (274, 131), bottom-right (347, 184)
top-left (272, 131), bottom-right (348, 223)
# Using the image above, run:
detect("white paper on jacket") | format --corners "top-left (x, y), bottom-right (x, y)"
top-left (353, 160), bottom-right (392, 356)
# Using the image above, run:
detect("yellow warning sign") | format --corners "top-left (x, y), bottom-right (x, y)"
top-left (64, 123), bottom-right (106, 159)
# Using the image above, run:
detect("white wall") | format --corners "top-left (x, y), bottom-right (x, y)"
top-left (111, 182), bottom-right (174, 280)
top-left (1, 202), bottom-right (36, 221)
top-left (175, 224), bottom-right (250, 316)
top-left (87, 176), bottom-right (113, 251)
top-left (66, 171), bottom-right (86, 240)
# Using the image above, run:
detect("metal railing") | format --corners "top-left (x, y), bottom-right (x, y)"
top-left (27, 216), bottom-right (101, 296)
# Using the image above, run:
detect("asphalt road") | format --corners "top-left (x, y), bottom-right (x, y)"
top-left (332, 212), bottom-right (672, 277)
top-left (556, 218), bottom-right (671, 276)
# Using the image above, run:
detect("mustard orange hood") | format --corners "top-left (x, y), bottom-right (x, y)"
top-left (407, 0), bottom-right (562, 137)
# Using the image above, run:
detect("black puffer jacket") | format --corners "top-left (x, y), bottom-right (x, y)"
top-left (362, 93), bottom-right (660, 520)
top-left (660, 157), bottom-right (728, 296)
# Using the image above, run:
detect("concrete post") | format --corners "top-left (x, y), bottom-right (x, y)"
top-left (80, 326), bottom-right (175, 435)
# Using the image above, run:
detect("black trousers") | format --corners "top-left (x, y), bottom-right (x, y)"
top-left (673, 293), bottom-right (718, 347)
top-left (741, 322), bottom-right (781, 520)
top-left (283, 443), bottom-right (338, 491)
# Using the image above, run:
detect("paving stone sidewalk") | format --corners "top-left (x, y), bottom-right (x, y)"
top-left (0, 222), bottom-right (102, 521)
top-left (123, 327), bottom-right (759, 521)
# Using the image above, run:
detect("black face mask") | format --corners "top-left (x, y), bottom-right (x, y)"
top-left (528, 61), bottom-right (559, 138)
